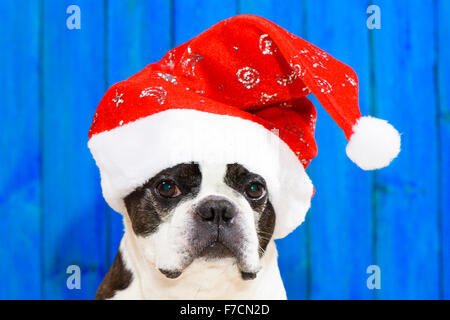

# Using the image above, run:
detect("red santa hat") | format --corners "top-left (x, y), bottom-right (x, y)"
top-left (88, 15), bottom-right (400, 239)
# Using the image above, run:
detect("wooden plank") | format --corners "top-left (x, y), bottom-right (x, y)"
top-left (106, 0), bottom-right (173, 265)
top-left (174, 0), bottom-right (237, 46)
top-left (41, 0), bottom-right (107, 299)
top-left (303, 0), bottom-right (373, 299)
top-left (0, 0), bottom-right (41, 299)
top-left (238, 0), bottom-right (305, 34)
top-left (373, 0), bottom-right (439, 299)
top-left (437, 0), bottom-right (450, 300)
top-left (238, 0), bottom-right (309, 300)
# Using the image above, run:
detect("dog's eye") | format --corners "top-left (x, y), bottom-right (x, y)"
top-left (245, 182), bottom-right (265, 199)
top-left (156, 181), bottom-right (181, 198)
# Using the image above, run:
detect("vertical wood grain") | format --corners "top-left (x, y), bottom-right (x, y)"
top-left (238, 0), bottom-right (309, 300)
top-left (41, 0), bottom-right (107, 299)
top-left (437, 0), bottom-right (450, 300)
top-left (1, 0), bottom-right (447, 300)
top-left (0, 0), bottom-right (41, 299)
top-left (174, 0), bottom-right (237, 46)
top-left (304, 0), bottom-right (374, 299)
top-left (372, 0), bottom-right (440, 299)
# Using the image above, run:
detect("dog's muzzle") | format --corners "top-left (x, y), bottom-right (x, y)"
top-left (158, 195), bottom-right (261, 280)
top-left (195, 195), bottom-right (261, 278)
top-left (193, 196), bottom-right (240, 259)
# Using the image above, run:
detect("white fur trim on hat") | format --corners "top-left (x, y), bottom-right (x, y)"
top-left (346, 116), bottom-right (401, 170)
top-left (88, 109), bottom-right (313, 239)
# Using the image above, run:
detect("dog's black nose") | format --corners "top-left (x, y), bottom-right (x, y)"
top-left (196, 197), bottom-right (236, 224)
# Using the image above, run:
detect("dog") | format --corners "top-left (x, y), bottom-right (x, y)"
top-left (95, 161), bottom-right (287, 299)
top-left (89, 14), bottom-right (401, 301)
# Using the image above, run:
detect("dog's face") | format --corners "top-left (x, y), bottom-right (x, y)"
top-left (124, 162), bottom-right (275, 280)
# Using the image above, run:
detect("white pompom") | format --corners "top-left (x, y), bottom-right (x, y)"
top-left (346, 116), bottom-right (401, 170)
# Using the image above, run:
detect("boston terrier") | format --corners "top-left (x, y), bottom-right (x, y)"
top-left (95, 161), bottom-right (286, 299)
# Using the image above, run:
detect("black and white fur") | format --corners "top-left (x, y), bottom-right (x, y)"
top-left (95, 161), bottom-right (286, 299)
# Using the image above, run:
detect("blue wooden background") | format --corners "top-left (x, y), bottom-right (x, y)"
top-left (0, 0), bottom-right (448, 300)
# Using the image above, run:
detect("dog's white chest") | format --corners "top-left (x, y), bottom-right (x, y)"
top-left (112, 239), bottom-right (286, 300)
